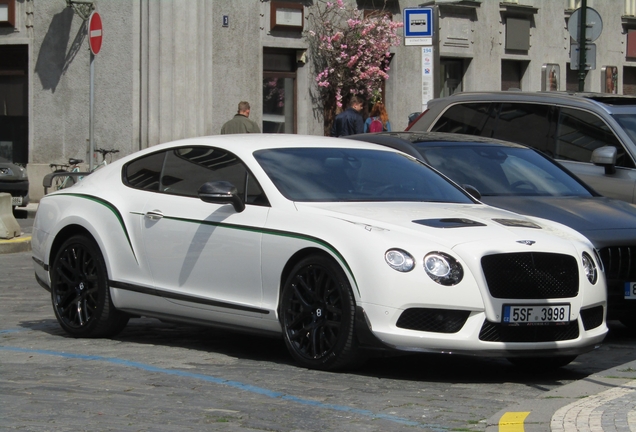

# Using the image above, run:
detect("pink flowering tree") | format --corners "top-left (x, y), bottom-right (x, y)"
top-left (306, 0), bottom-right (403, 135)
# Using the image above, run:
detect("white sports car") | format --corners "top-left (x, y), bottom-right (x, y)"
top-left (32, 135), bottom-right (607, 370)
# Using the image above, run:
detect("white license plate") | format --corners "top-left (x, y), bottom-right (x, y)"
top-left (503, 304), bottom-right (570, 325)
top-left (11, 196), bottom-right (22, 206)
top-left (625, 282), bottom-right (636, 299)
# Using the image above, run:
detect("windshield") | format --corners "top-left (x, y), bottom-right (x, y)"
top-left (613, 114), bottom-right (636, 146)
top-left (254, 147), bottom-right (474, 203)
top-left (416, 144), bottom-right (593, 197)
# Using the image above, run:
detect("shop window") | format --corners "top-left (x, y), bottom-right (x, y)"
top-left (263, 50), bottom-right (297, 134)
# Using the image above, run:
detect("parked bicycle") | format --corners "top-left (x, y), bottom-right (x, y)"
top-left (48, 157), bottom-right (84, 191)
top-left (44, 148), bottom-right (120, 194)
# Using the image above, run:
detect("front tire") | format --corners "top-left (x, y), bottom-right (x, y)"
top-left (280, 254), bottom-right (360, 370)
top-left (50, 235), bottom-right (128, 337)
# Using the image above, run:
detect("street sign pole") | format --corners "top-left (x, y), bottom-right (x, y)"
top-left (578, 0), bottom-right (587, 91)
top-left (89, 52), bottom-right (95, 171)
top-left (87, 11), bottom-right (102, 171)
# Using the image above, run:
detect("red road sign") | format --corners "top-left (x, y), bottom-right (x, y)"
top-left (88, 11), bottom-right (103, 55)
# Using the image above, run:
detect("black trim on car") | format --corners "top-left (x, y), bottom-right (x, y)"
top-left (35, 272), bottom-right (51, 292)
top-left (109, 280), bottom-right (270, 315)
top-left (32, 256), bottom-right (48, 271)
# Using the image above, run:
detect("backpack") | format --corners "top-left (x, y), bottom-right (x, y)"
top-left (369, 117), bottom-right (384, 133)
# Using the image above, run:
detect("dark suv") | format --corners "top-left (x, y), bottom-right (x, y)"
top-left (407, 91), bottom-right (636, 203)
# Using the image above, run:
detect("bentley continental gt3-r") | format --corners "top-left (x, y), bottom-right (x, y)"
top-left (32, 134), bottom-right (608, 370)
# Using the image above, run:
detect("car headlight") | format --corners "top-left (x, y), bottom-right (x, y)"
top-left (582, 252), bottom-right (598, 284)
top-left (424, 252), bottom-right (463, 286)
top-left (385, 249), bottom-right (415, 272)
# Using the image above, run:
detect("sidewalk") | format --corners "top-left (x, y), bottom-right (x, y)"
top-left (0, 203), bottom-right (37, 254)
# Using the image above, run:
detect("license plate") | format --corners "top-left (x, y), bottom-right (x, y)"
top-left (503, 304), bottom-right (570, 325)
top-left (11, 196), bottom-right (22, 206)
top-left (624, 282), bottom-right (636, 299)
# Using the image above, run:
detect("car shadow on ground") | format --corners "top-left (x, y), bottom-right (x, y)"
top-left (18, 317), bottom-right (636, 386)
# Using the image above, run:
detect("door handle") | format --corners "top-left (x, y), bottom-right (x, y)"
top-left (145, 210), bottom-right (164, 220)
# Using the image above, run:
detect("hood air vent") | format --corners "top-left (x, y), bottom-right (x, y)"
top-left (413, 218), bottom-right (486, 228)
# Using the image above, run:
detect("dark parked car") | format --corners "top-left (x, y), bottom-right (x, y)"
top-left (0, 161), bottom-right (29, 209)
top-left (406, 91), bottom-right (636, 204)
top-left (346, 131), bottom-right (636, 328)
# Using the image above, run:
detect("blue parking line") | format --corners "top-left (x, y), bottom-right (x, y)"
top-left (0, 345), bottom-right (447, 430)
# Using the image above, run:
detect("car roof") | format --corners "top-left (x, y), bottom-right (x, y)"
top-left (345, 131), bottom-right (528, 152)
top-left (426, 91), bottom-right (636, 114)
top-left (117, 133), bottom-right (399, 166)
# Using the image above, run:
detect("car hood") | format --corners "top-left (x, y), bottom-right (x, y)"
top-left (295, 201), bottom-right (586, 250)
top-left (482, 196), bottom-right (636, 248)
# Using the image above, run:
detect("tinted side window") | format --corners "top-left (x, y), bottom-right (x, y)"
top-left (161, 147), bottom-right (268, 205)
top-left (431, 103), bottom-right (495, 136)
top-left (556, 108), bottom-right (634, 168)
top-left (124, 151), bottom-right (165, 191)
top-left (124, 147), bottom-right (268, 205)
top-left (492, 103), bottom-right (552, 155)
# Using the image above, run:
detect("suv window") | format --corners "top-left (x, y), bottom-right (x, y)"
top-left (430, 103), bottom-right (496, 136)
top-left (492, 103), bottom-right (553, 156)
top-left (124, 147), bottom-right (269, 205)
top-left (556, 108), bottom-right (634, 168)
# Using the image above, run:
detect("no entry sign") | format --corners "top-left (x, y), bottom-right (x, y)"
top-left (88, 11), bottom-right (103, 55)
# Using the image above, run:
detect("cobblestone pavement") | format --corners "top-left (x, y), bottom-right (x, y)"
top-left (4, 233), bottom-right (636, 430)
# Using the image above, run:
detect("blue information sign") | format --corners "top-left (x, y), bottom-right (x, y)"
top-left (404, 8), bottom-right (433, 38)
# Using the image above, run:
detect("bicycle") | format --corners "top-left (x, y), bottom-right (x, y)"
top-left (93, 148), bottom-right (119, 170)
top-left (44, 149), bottom-right (119, 194)
top-left (48, 157), bottom-right (84, 191)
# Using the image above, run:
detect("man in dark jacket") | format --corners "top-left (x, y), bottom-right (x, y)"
top-left (330, 96), bottom-right (364, 137)
top-left (221, 101), bottom-right (261, 134)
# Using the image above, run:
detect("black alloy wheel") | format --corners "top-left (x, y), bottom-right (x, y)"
top-left (50, 235), bottom-right (128, 338)
top-left (280, 254), bottom-right (359, 371)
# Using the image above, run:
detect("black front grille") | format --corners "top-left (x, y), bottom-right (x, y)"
top-left (479, 320), bottom-right (579, 342)
top-left (481, 253), bottom-right (579, 299)
top-left (396, 308), bottom-right (470, 333)
top-left (599, 246), bottom-right (636, 281)
top-left (580, 306), bottom-right (604, 330)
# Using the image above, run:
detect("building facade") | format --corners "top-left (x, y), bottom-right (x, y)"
top-left (0, 0), bottom-right (635, 202)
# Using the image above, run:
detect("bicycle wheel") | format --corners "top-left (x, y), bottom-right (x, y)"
top-left (53, 169), bottom-right (68, 190)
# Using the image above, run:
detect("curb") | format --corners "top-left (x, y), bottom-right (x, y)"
top-left (0, 235), bottom-right (32, 254)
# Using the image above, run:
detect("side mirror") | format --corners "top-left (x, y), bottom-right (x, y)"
top-left (198, 181), bottom-right (245, 213)
top-left (462, 184), bottom-right (481, 200)
top-left (591, 146), bottom-right (618, 175)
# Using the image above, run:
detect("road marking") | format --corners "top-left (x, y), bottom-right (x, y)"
top-left (0, 345), bottom-right (446, 430)
top-left (499, 411), bottom-right (530, 431)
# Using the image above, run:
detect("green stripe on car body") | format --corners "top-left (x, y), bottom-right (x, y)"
top-left (165, 215), bottom-right (359, 294)
top-left (57, 193), bottom-right (138, 264)
top-left (57, 194), bottom-right (359, 294)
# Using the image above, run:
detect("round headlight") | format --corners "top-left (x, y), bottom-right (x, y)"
top-left (582, 252), bottom-right (598, 284)
top-left (424, 252), bottom-right (463, 286)
top-left (385, 249), bottom-right (415, 272)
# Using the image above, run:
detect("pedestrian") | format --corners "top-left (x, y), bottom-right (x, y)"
top-left (220, 101), bottom-right (261, 134)
top-left (364, 101), bottom-right (392, 133)
top-left (330, 96), bottom-right (364, 137)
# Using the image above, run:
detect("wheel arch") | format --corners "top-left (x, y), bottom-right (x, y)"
top-left (49, 224), bottom-right (96, 268)
top-left (277, 247), bottom-right (359, 314)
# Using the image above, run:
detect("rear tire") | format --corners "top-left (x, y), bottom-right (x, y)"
top-left (50, 235), bottom-right (128, 337)
top-left (280, 254), bottom-right (360, 370)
